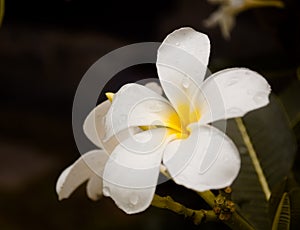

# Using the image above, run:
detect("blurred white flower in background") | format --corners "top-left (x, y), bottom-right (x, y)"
top-left (56, 27), bottom-right (271, 214)
top-left (204, 0), bottom-right (284, 39)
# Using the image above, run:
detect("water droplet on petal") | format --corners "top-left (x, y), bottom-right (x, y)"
top-left (149, 102), bottom-right (163, 112)
top-left (227, 107), bottom-right (243, 115)
top-left (244, 70), bottom-right (251, 75)
top-left (181, 78), bottom-right (190, 89)
top-left (253, 92), bottom-right (266, 104)
top-left (247, 89), bottom-right (254, 95)
top-left (119, 114), bottom-right (127, 124)
top-left (134, 131), bottom-right (152, 143)
top-left (175, 42), bottom-right (180, 46)
top-left (129, 194), bottom-right (139, 205)
top-left (223, 157), bottom-right (229, 162)
top-left (103, 187), bottom-right (110, 196)
top-left (226, 77), bottom-right (239, 87)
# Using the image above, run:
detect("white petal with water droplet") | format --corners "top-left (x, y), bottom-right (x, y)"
top-left (102, 128), bottom-right (176, 214)
top-left (198, 68), bottom-right (271, 124)
top-left (104, 83), bottom-right (181, 141)
top-left (56, 150), bottom-right (109, 201)
top-left (157, 27), bottom-right (210, 123)
top-left (163, 124), bottom-right (240, 191)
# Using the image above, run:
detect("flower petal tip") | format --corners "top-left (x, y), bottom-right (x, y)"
top-left (102, 184), bottom-right (153, 215)
top-left (56, 166), bottom-right (72, 200)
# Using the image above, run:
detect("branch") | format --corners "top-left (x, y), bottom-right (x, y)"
top-left (0, 0), bottom-right (4, 27)
top-left (151, 194), bottom-right (216, 225)
top-left (197, 189), bottom-right (255, 230)
top-left (245, 0), bottom-right (284, 9)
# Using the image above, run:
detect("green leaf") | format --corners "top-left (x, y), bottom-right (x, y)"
top-left (269, 176), bottom-right (300, 230)
top-left (226, 95), bottom-right (297, 229)
top-left (289, 188), bottom-right (300, 230)
top-left (269, 174), bottom-right (299, 220)
top-left (279, 79), bottom-right (300, 140)
top-left (272, 192), bottom-right (290, 230)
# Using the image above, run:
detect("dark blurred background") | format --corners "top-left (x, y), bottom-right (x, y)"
top-left (0, 0), bottom-right (299, 229)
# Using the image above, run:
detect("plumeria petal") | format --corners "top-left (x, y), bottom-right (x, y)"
top-left (203, 6), bottom-right (236, 40)
top-left (145, 81), bottom-right (163, 95)
top-left (83, 100), bottom-right (111, 148)
top-left (198, 68), bottom-right (271, 124)
top-left (157, 27), bottom-right (210, 124)
top-left (163, 124), bottom-right (240, 191)
top-left (103, 127), bottom-right (142, 154)
top-left (56, 150), bottom-right (109, 201)
top-left (102, 128), bottom-right (176, 214)
top-left (86, 175), bottom-right (103, 201)
top-left (104, 83), bottom-right (182, 141)
top-left (84, 100), bottom-right (140, 153)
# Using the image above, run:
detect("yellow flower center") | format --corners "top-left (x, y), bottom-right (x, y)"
top-left (166, 103), bottom-right (201, 139)
top-left (105, 92), bottom-right (114, 102)
top-left (105, 92), bottom-right (200, 139)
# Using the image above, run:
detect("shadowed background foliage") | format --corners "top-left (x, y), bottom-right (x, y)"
top-left (0, 0), bottom-right (299, 229)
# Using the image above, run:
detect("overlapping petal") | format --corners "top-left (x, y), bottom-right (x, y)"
top-left (83, 99), bottom-right (141, 153)
top-left (197, 68), bottom-right (271, 125)
top-left (102, 128), bottom-right (176, 214)
top-left (56, 150), bottom-right (109, 201)
top-left (83, 100), bottom-right (111, 148)
top-left (157, 27), bottom-right (210, 124)
top-left (144, 81), bottom-right (163, 95)
top-left (104, 83), bottom-right (182, 141)
top-left (163, 124), bottom-right (240, 191)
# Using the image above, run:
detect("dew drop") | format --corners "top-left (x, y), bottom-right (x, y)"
top-left (247, 89), bottom-right (254, 95)
top-left (103, 187), bottom-right (110, 196)
top-left (181, 78), bottom-right (190, 89)
top-left (175, 42), bottom-right (180, 46)
top-left (253, 92), bottom-right (266, 104)
top-left (134, 131), bottom-right (152, 143)
top-left (119, 114), bottom-right (127, 124)
top-left (226, 77), bottom-right (238, 87)
top-left (129, 194), bottom-right (139, 206)
top-left (223, 157), bottom-right (229, 162)
top-left (149, 102), bottom-right (163, 112)
top-left (227, 107), bottom-right (243, 115)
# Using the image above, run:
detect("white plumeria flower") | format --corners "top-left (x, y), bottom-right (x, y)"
top-left (204, 0), bottom-right (284, 39)
top-left (56, 27), bottom-right (271, 214)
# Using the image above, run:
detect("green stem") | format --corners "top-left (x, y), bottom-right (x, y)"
top-left (151, 194), bottom-right (217, 225)
top-left (197, 191), bottom-right (216, 207)
top-left (228, 0), bottom-right (284, 18)
top-left (0, 0), bottom-right (4, 27)
top-left (245, 0), bottom-right (284, 9)
top-left (224, 212), bottom-right (255, 230)
top-left (197, 190), bottom-right (255, 230)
